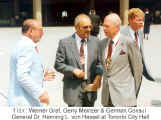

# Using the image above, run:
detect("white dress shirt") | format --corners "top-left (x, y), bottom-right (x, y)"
top-left (129, 26), bottom-right (141, 48)
top-left (105, 32), bottom-right (120, 59)
top-left (75, 33), bottom-right (88, 79)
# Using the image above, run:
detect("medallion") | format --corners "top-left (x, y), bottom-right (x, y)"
top-left (105, 58), bottom-right (111, 70)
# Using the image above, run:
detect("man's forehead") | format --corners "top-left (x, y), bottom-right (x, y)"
top-left (79, 20), bottom-right (91, 26)
top-left (133, 15), bottom-right (144, 19)
top-left (104, 17), bottom-right (112, 23)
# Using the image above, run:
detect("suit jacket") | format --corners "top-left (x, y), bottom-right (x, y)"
top-left (55, 34), bottom-right (102, 105)
top-left (144, 13), bottom-right (152, 33)
top-left (8, 36), bottom-right (44, 106)
top-left (100, 34), bottom-right (143, 107)
top-left (121, 26), bottom-right (154, 81)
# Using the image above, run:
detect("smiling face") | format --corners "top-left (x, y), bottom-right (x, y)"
top-left (75, 15), bottom-right (92, 39)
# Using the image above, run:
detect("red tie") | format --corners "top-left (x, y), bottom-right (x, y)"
top-left (107, 40), bottom-right (113, 59)
top-left (80, 39), bottom-right (85, 71)
top-left (35, 46), bottom-right (39, 53)
top-left (134, 32), bottom-right (138, 44)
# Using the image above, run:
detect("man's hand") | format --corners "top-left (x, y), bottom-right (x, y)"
top-left (93, 75), bottom-right (102, 89)
top-left (84, 84), bottom-right (95, 91)
top-left (73, 68), bottom-right (85, 78)
top-left (44, 69), bottom-right (55, 81)
top-left (84, 75), bottom-right (102, 92)
top-left (40, 91), bottom-right (50, 105)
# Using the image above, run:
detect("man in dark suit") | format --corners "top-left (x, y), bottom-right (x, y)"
top-left (88, 9), bottom-right (101, 37)
top-left (55, 13), bottom-right (102, 107)
top-left (121, 8), bottom-right (155, 81)
top-left (144, 8), bottom-right (152, 40)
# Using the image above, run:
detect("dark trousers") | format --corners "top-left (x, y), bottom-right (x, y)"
top-left (68, 92), bottom-right (96, 107)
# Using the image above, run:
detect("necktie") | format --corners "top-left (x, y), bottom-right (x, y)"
top-left (107, 40), bottom-right (113, 59)
top-left (35, 46), bottom-right (39, 53)
top-left (134, 32), bottom-right (138, 44)
top-left (105, 40), bottom-right (113, 71)
top-left (80, 39), bottom-right (85, 71)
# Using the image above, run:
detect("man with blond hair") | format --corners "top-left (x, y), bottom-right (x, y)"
top-left (100, 13), bottom-right (143, 107)
top-left (121, 8), bottom-right (155, 82)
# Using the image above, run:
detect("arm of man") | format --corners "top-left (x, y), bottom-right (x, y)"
top-left (17, 46), bottom-right (49, 104)
top-left (128, 39), bottom-right (143, 96)
top-left (85, 40), bottom-right (103, 91)
top-left (55, 39), bottom-right (84, 79)
top-left (92, 40), bottom-right (103, 90)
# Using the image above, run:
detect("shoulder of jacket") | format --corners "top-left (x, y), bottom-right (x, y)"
top-left (120, 33), bottom-right (134, 45)
top-left (60, 35), bottom-right (73, 43)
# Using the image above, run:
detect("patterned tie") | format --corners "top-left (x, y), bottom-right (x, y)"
top-left (80, 39), bottom-right (85, 71)
top-left (134, 32), bottom-right (138, 44)
top-left (105, 40), bottom-right (113, 70)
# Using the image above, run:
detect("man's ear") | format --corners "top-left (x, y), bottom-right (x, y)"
top-left (27, 28), bottom-right (33, 36)
top-left (75, 25), bottom-right (79, 30)
top-left (128, 18), bottom-right (132, 24)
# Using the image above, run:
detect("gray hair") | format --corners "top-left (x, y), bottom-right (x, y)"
top-left (74, 13), bottom-right (91, 26)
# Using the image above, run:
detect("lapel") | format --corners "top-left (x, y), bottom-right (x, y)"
top-left (137, 30), bottom-right (144, 56)
top-left (87, 36), bottom-right (91, 66)
top-left (69, 34), bottom-right (82, 68)
top-left (102, 38), bottom-right (109, 61)
top-left (110, 35), bottom-right (123, 63)
top-left (138, 30), bottom-right (143, 46)
top-left (127, 26), bottom-right (133, 39)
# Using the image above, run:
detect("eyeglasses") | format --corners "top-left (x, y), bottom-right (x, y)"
top-left (103, 24), bottom-right (108, 28)
top-left (80, 25), bottom-right (92, 29)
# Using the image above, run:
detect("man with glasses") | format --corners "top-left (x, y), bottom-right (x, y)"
top-left (55, 13), bottom-right (103, 107)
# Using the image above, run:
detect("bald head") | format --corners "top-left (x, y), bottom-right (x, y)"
top-left (104, 13), bottom-right (121, 26)
top-left (22, 19), bottom-right (41, 34)
top-left (103, 13), bottom-right (121, 39)
top-left (22, 19), bottom-right (43, 43)
top-left (74, 13), bottom-right (91, 27)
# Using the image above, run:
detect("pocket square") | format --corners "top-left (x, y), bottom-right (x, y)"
top-left (120, 50), bottom-right (126, 55)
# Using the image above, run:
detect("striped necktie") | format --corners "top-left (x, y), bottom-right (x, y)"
top-left (80, 39), bottom-right (85, 71)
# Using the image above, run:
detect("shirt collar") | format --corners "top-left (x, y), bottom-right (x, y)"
top-left (22, 35), bottom-right (38, 47)
top-left (75, 33), bottom-right (87, 43)
top-left (129, 26), bottom-right (135, 35)
top-left (129, 26), bottom-right (138, 39)
top-left (112, 31), bottom-right (120, 46)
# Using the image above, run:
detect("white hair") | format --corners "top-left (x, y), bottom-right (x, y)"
top-left (105, 13), bottom-right (122, 26)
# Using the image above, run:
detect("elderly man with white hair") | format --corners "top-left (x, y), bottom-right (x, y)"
top-left (99, 13), bottom-right (143, 107)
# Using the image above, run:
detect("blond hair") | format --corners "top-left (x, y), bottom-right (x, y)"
top-left (128, 8), bottom-right (145, 20)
